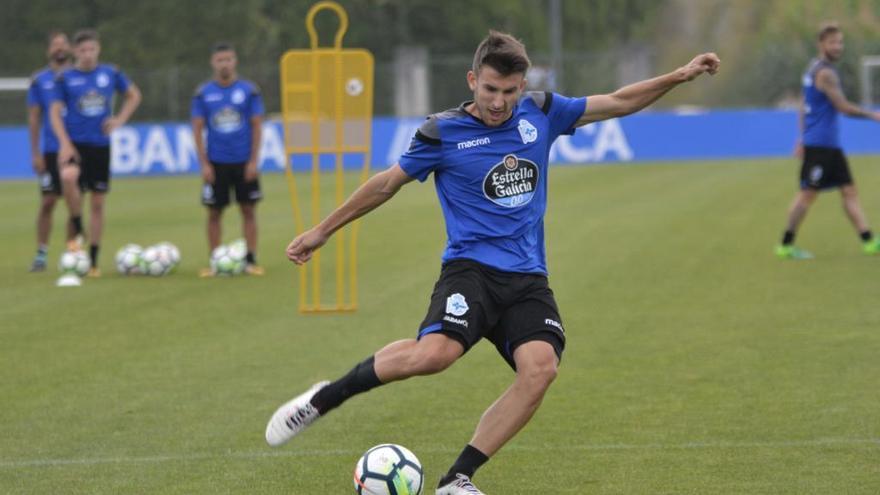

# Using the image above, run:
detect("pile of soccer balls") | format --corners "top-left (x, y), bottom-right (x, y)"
top-left (353, 444), bottom-right (423, 495)
top-left (56, 250), bottom-right (91, 286)
top-left (209, 238), bottom-right (247, 276)
top-left (115, 242), bottom-right (181, 276)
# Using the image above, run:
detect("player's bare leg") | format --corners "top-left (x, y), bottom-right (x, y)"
top-left (468, 340), bottom-right (558, 455)
top-left (239, 202), bottom-right (263, 274)
top-left (30, 194), bottom-right (58, 271)
top-left (777, 189), bottom-right (818, 259)
top-left (207, 207), bottom-right (222, 251)
top-left (60, 163), bottom-right (84, 251)
top-left (437, 340), bottom-right (557, 494)
top-left (201, 207), bottom-right (223, 277)
top-left (840, 184), bottom-right (870, 231)
top-left (86, 192), bottom-right (105, 276)
top-left (840, 184), bottom-right (880, 253)
top-left (266, 334), bottom-right (463, 447)
top-left (373, 334), bottom-right (464, 381)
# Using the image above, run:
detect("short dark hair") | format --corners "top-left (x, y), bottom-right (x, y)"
top-left (818, 22), bottom-right (841, 41)
top-left (47, 30), bottom-right (68, 44)
top-left (73, 29), bottom-right (99, 45)
top-left (472, 30), bottom-right (531, 76)
top-left (212, 42), bottom-right (235, 54)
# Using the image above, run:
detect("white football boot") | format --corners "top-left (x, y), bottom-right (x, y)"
top-left (436, 474), bottom-right (486, 494)
top-left (265, 381), bottom-right (330, 447)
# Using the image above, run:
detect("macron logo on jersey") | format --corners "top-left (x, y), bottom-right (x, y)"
top-left (457, 137), bottom-right (491, 150)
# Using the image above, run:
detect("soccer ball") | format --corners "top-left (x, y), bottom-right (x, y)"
top-left (228, 238), bottom-right (247, 261)
top-left (353, 444), bottom-right (423, 495)
top-left (58, 250), bottom-right (90, 276)
top-left (210, 245), bottom-right (244, 276)
top-left (115, 244), bottom-right (144, 275)
top-left (155, 242), bottom-right (181, 272)
top-left (140, 246), bottom-right (174, 276)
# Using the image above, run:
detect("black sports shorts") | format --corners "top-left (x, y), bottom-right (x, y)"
top-left (70, 143), bottom-right (111, 193)
top-left (201, 162), bottom-right (262, 209)
top-left (39, 152), bottom-right (61, 195)
top-left (416, 259), bottom-right (566, 371)
top-left (800, 146), bottom-right (853, 190)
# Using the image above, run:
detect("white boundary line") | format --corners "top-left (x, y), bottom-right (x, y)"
top-left (1, 438), bottom-right (877, 469)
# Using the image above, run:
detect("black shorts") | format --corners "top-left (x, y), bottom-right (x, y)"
top-left (70, 143), bottom-right (111, 193)
top-left (39, 152), bottom-right (61, 195)
top-left (201, 162), bottom-right (262, 209)
top-left (800, 146), bottom-right (853, 190)
top-left (416, 259), bottom-right (566, 371)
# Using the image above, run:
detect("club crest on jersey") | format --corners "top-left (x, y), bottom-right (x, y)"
top-left (518, 119), bottom-right (538, 144)
top-left (96, 72), bottom-right (110, 88)
top-left (445, 293), bottom-right (469, 316)
top-left (483, 154), bottom-right (539, 208)
top-left (231, 88), bottom-right (246, 104)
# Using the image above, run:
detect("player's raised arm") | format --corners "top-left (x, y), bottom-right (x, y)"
top-left (815, 68), bottom-right (880, 122)
top-left (286, 164), bottom-right (414, 265)
top-left (576, 52), bottom-right (720, 126)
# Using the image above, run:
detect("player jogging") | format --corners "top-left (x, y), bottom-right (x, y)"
top-left (265, 31), bottom-right (719, 494)
top-left (50, 29), bottom-right (142, 276)
top-left (192, 43), bottom-right (265, 276)
top-left (775, 22), bottom-right (880, 259)
top-left (27, 31), bottom-right (71, 272)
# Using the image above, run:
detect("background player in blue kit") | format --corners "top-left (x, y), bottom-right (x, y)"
top-left (265, 31), bottom-right (719, 494)
top-left (775, 22), bottom-right (880, 260)
top-left (191, 43), bottom-right (265, 276)
top-left (27, 31), bottom-right (71, 272)
top-left (49, 29), bottom-right (142, 276)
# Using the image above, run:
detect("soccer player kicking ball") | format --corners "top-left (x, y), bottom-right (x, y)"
top-left (50, 29), bottom-right (141, 276)
top-left (266, 31), bottom-right (719, 494)
top-left (775, 22), bottom-right (880, 259)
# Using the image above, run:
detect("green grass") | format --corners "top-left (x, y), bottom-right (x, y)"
top-left (1, 157), bottom-right (879, 494)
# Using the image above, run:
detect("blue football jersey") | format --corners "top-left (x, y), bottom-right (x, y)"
top-left (27, 67), bottom-right (63, 153)
top-left (802, 58), bottom-right (840, 148)
top-left (52, 64), bottom-right (132, 146)
top-left (399, 92), bottom-right (586, 274)
top-left (191, 79), bottom-right (265, 164)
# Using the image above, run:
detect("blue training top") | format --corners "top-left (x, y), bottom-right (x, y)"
top-left (802, 58), bottom-right (840, 149)
top-left (52, 63), bottom-right (132, 147)
top-left (399, 92), bottom-right (586, 275)
top-left (27, 67), bottom-right (63, 153)
top-left (190, 79), bottom-right (265, 164)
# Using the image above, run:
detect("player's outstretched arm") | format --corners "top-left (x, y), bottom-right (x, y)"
top-left (286, 164), bottom-right (414, 265)
top-left (816, 69), bottom-right (880, 122)
top-left (576, 52), bottom-right (720, 125)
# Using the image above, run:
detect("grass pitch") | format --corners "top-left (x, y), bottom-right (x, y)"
top-left (1, 157), bottom-right (879, 494)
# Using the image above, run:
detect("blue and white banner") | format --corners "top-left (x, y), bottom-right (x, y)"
top-left (2, 110), bottom-right (878, 179)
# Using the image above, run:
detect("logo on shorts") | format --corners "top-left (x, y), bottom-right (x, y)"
top-left (483, 154), bottom-right (539, 208)
top-left (544, 318), bottom-right (564, 333)
top-left (518, 119), bottom-right (538, 144)
top-left (809, 165), bottom-right (824, 184)
top-left (443, 315), bottom-right (469, 327)
top-left (445, 293), bottom-right (469, 316)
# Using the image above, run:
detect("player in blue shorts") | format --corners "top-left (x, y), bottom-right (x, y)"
top-left (50, 29), bottom-right (141, 276)
top-left (27, 31), bottom-right (71, 272)
top-left (775, 22), bottom-right (880, 260)
top-left (191, 43), bottom-right (265, 276)
top-left (265, 31), bottom-right (719, 494)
